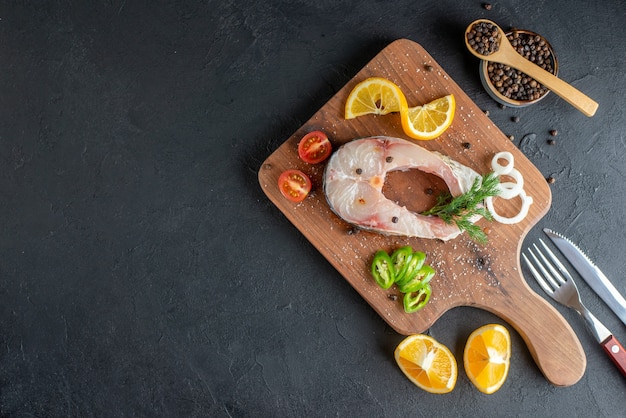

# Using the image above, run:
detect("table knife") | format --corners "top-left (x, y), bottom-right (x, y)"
top-left (544, 228), bottom-right (626, 326)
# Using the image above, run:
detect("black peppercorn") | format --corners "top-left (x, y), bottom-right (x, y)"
top-left (467, 21), bottom-right (501, 56)
top-left (386, 156), bottom-right (393, 163)
top-left (355, 168), bottom-right (362, 175)
top-left (425, 64), bottom-right (433, 72)
top-left (512, 116), bottom-right (520, 122)
top-left (391, 216), bottom-right (399, 223)
top-left (483, 3), bottom-right (492, 10)
top-left (462, 142), bottom-right (471, 149)
top-left (547, 176), bottom-right (556, 184)
top-left (549, 129), bottom-right (558, 136)
top-left (547, 139), bottom-right (556, 145)
top-left (486, 30), bottom-right (555, 103)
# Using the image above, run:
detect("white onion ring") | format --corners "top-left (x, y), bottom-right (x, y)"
top-left (485, 191), bottom-right (534, 224)
top-left (491, 152), bottom-right (514, 176)
top-left (485, 151), bottom-right (533, 224)
top-left (497, 168), bottom-right (524, 199)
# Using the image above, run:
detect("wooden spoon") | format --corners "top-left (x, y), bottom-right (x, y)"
top-left (465, 19), bottom-right (598, 117)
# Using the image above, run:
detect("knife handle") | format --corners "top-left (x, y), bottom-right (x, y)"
top-left (601, 335), bottom-right (626, 377)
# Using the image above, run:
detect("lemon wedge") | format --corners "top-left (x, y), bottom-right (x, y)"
top-left (463, 324), bottom-right (511, 394)
top-left (394, 334), bottom-right (458, 394)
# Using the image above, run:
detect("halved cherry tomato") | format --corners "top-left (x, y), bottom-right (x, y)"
top-left (278, 169), bottom-right (312, 203)
top-left (298, 131), bottom-right (332, 164)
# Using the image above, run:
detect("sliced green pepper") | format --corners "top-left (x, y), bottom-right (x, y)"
top-left (397, 264), bottom-right (436, 293)
top-left (391, 246), bottom-right (414, 284)
top-left (403, 284), bottom-right (432, 313)
top-left (371, 250), bottom-right (395, 289)
top-left (395, 251), bottom-right (426, 288)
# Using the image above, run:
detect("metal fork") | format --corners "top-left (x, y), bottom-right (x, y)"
top-left (522, 239), bottom-right (626, 377)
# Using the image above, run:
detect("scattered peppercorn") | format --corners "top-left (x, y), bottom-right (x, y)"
top-left (547, 176), bottom-right (556, 184)
top-left (512, 116), bottom-right (520, 122)
top-left (484, 109), bottom-right (490, 116)
top-left (425, 64), bottom-right (433, 72)
top-left (425, 188), bottom-right (433, 195)
top-left (466, 21), bottom-right (501, 56)
top-left (499, 104), bottom-right (506, 109)
top-left (391, 216), bottom-right (399, 223)
top-left (386, 156), bottom-right (394, 163)
top-left (355, 168), bottom-right (362, 174)
top-left (483, 3), bottom-right (492, 10)
top-left (388, 294), bottom-right (398, 301)
top-left (547, 139), bottom-right (556, 145)
top-left (549, 129), bottom-right (558, 136)
top-left (508, 135), bottom-right (515, 141)
top-left (462, 142), bottom-right (471, 149)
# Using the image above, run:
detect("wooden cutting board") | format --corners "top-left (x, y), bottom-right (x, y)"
top-left (258, 39), bottom-right (585, 386)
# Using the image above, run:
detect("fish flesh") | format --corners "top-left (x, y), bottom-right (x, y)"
top-left (324, 136), bottom-right (481, 241)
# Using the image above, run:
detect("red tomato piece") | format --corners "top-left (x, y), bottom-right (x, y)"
top-left (298, 131), bottom-right (332, 164)
top-left (278, 170), bottom-right (312, 203)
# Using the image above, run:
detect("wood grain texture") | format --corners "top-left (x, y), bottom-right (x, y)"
top-left (258, 39), bottom-right (585, 386)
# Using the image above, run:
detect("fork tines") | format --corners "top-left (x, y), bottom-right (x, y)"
top-left (522, 239), bottom-right (574, 294)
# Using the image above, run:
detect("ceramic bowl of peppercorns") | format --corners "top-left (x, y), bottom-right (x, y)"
top-left (479, 29), bottom-right (558, 107)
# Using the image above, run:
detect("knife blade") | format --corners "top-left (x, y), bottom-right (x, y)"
top-left (544, 228), bottom-right (626, 326)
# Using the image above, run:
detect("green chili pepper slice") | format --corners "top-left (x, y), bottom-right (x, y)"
top-left (403, 283), bottom-right (432, 313)
top-left (391, 246), bottom-right (414, 284)
top-left (395, 251), bottom-right (426, 287)
top-left (371, 250), bottom-right (395, 289)
top-left (397, 264), bottom-right (436, 293)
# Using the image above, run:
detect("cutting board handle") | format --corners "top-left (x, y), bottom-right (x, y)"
top-left (492, 281), bottom-right (586, 386)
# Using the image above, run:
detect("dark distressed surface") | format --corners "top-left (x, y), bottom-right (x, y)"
top-left (1, 1), bottom-right (625, 416)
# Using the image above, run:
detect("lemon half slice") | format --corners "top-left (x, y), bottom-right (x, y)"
top-left (401, 94), bottom-right (456, 140)
top-left (394, 334), bottom-right (458, 394)
top-left (463, 324), bottom-right (511, 394)
top-left (345, 77), bottom-right (408, 119)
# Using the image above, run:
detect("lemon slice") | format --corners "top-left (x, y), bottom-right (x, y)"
top-left (394, 334), bottom-right (458, 394)
top-left (345, 77), bottom-right (408, 119)
top-left (463, 324), bottom-right (511, 394)
top-left (401, 94), bottom-right (456, 140)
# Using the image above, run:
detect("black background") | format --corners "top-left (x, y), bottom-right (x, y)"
top-left (1, 1), bottom-right (625, 416)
